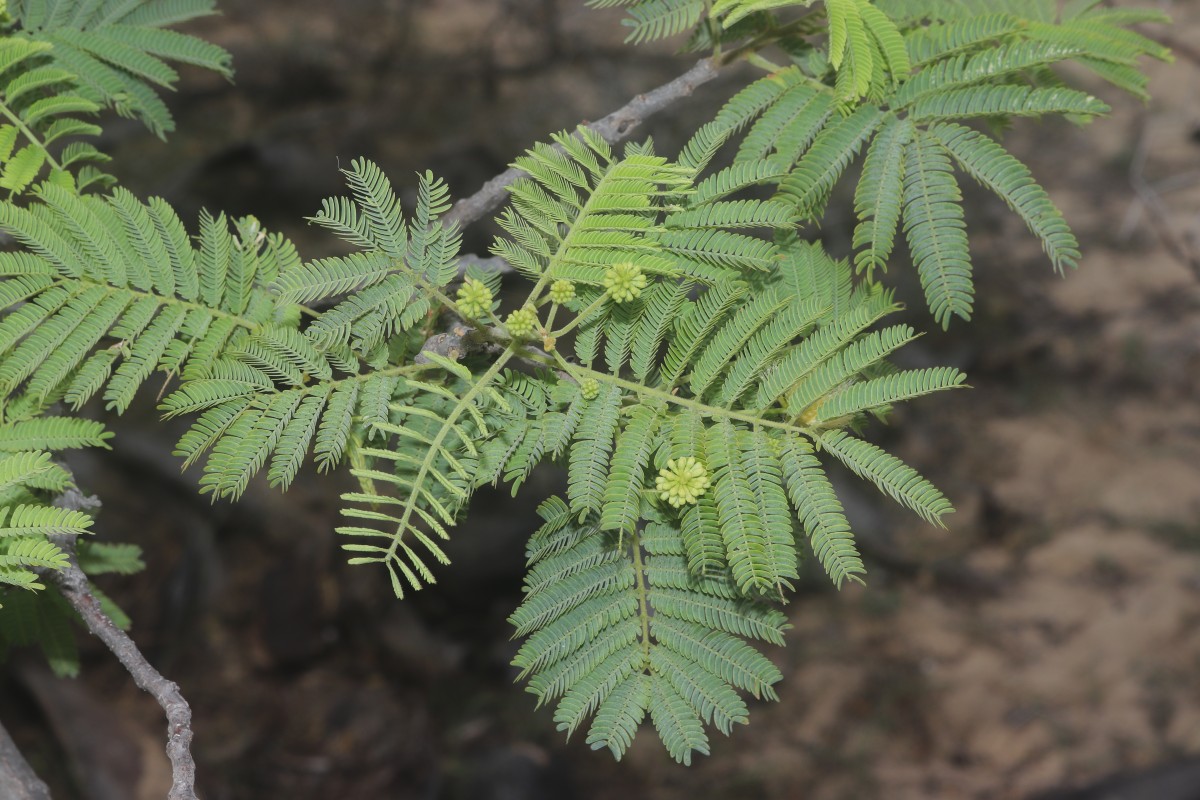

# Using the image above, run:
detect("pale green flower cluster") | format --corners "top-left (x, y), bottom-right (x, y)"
top-left (549, 279), bottom-right (576, 305)
top-left (602, 262), bottom-right (648, 303)
top-left (455, 278), bottom-right (492, 319)
top-left (506, 307), bottom-right (538, 338)
top-left (655, 457), bottom-right (711, 508)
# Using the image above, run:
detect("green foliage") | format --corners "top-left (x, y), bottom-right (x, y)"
top-left (0, 0), bottom-right (231, 200)
top-left (0, 417), bottom-right (107, 588)
top-left (0, 36), bottom-right (110, 195)
top-left (156, 162), bottom-right (472, 596)
top-left (113, 129), bottom-right (962, 623)
top-left (0, 449), bottom-right (83, 590)
top-left (0, 184), bottom-right (300, 419)
top-left (280, 161), bottom-right (460, 352)
top-left (0, 584), bottom-right (79, 674)
top-left (478, 142), bottom-right (965, 759)
top-left (645, 0), bottom-right (1167, 325)
top-left (9, 0), bottom-right (232, 138)
top-left (0, 0), bottom-right (1170, 768)
top-left (0, 536), bottom-right (145, 676)
top-left (511, 499), bottom-right (786, 763)
top-left (0, 413), bottom-right (138, 674)
top-left (490, 129), bottom-right (707, 288)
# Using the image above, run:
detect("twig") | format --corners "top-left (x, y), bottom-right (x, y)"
top-left (443, 58), bottom-right (721, 229)
top-left (420, 59), bottom-right (725, 348)
top-left (41, 489), bottom-right (198, 800)
top-left (0, 718), bottom-right (51, 800)
top-left (45, 553), bottom-right (198, 800)
top-left (432, 59), bottom-right (724, 349)
top-left (456, 253), bottom-right (514, 279)
top-left (414, 319), bottom-right (495, 363)
top-left (1121, 117), bottom-right (1200, 281)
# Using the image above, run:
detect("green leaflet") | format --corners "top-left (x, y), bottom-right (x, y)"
top-left (0, 186), bottom-right (291, 417)
top-left (776, 104), bottom-right (884, 219)
top-left (902, 130), bottom-right (972, 327)
top-left (0, 416), bottom-right (110, 451)
top-left (777, 436), bottom-right (863, 587)
top-left (654, 0), bottom-right (1164, 325)
top-left (567, 383), bottom-right (623, 517)
top-left (622, 0), bottom-right (705, 44)
top-left (928, 122), bottom-right (1080, 273)
top-left (853, 116), bottom-right (913, 275)
top-left (688, 290), bottom-right (791, 399)
top-left (734, 83), bottom-right (832, 166)
top-left (12, 0), bottom-right (232, 138)
top-left (813, 365), bottom-right (967, 422)
top-left (819, 429), bottom-right (954, 525)
top-left (785, 321), bottom-right (919, 414)
top-left (0, 416), bottom-right (108, 605)
top-left (679, 68), bottom-right (809, 173)
top-left (0, 38), bottom-right (110, 196)
top-left (904, 14), bottom-right (1024, 65)
top-left (493, 127), bottom-right (739, 294)
top-left (600, 403), bottom-right (666, 533)
top-left (890, 39), bottom-right (1089, 108)
top-left (712, 0), bottom-right (909, 103)
top-left (0, 413), bottom-right (141, 675)
top-left (511, 507), bottom-right (786, 764)
top-left (335, 354), bottom-right (526, 599)
top-left (297, 164), bottom-right (461, 355)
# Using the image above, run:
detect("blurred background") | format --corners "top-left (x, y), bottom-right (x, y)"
top-left (2, 1), bottom-right (1199, 798)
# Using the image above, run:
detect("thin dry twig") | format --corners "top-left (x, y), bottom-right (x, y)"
top-left (443, 58), bottom-right (721, 229)
top-left (456, 253), bottom-right (514, 279)
top-left (1121, 117), bottom-right (1200, 281)
top-left (44, 555), bottom-right (198, 800)
top-left (41, 490), bottom-right (198, 800)
top-left (0, 718), bottom-right (51, 800)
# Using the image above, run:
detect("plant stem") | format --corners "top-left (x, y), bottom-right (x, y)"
top-left (0, 99), bottom-right (62, 172)
top-left (444, 59), bottom-right (721, 230)
top-left (377, 347), bottom-right (516, 573)
top-left (718, 13), bottom-right (825, 67)
top-left (39, 511), bottom-right (198, 800)
top-left (550, 293), bottom-right (609, 338)
top-left (548, 350), bottom-right (813, 437)
top-left (629, 524), bottom-right (653, 665)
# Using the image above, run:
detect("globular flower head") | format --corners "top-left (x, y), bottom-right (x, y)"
top-left (579, 378), bottom-right (599, 400)
top-left (236, 215), bottom-right (264, 248)
top-left (602, 262), bottom-right (648, 303)
top-left (549, 279), bottom-right (576, 305)
top-left (456, 278), bottom-right (493, 319)
top-left (655, 457), bottom-right (711, 508)
top-left (506, 307), bottom-right (538, 338)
